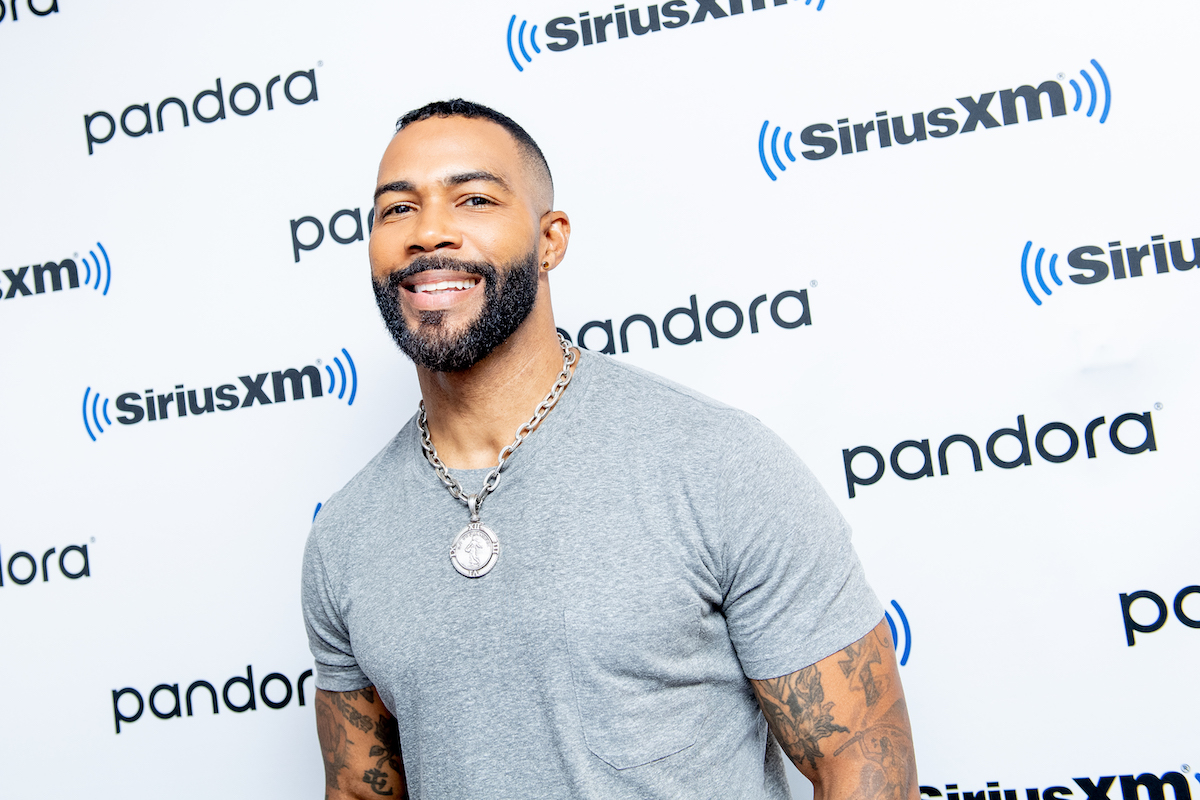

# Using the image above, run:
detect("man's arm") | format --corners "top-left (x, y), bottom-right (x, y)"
top-left (750, 619), bottom-right (918, 800)
top-left (315, 687), bottom-right (407, 799)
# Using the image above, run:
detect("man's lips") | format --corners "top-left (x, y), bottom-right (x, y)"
top-left (407, 277), bottom-right (479, 294)
top-left (400, 268), bottom-right (481, 291)
top-left (398, 269), bottom-right (483, 310)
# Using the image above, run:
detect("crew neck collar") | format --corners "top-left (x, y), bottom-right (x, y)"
top-left (416, 346), bottom-right (596, 479)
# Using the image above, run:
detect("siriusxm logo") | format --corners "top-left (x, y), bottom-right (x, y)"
top-left (1119, 584), bottom-right (1199, 647)
top-left (921, 773), bottom-right (1195, 800)
top-left (0, 0), bottom-right (57, 24)
top-left (290, 206), bottom-right (375, 263)
top-left (81, 348), bottom-right (357, 441)
top-left (1, 542), bottom-right (90, 587)
top-left (112, 665), bottom-right (314, 734)
top-left (883, 599), bottom-right (911, 667)
top-left (506, 0), bottom-right (824, 72)
top-left (1021, 232), bottom-right (1198, 305)
top-left (758, 59), bottom-right (1110, 181)
top-left (3, 242), bottom-right (112, 302)
top-left (84, 68), bottom-right (318, 155)
top-left (842, 410), bottom-right (1156, 499)
top-left (561, 288), bottom-right (811, 354)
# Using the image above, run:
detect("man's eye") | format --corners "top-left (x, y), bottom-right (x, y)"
top-left (465, 196), bottom-right (492, 206)
top-left (384, 205), bottom-right (411, 217)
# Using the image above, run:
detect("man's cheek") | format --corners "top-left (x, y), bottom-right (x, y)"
top-left (367, 234), bottom-right (400, 281)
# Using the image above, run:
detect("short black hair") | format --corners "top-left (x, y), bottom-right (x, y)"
top-left (396, 99), bottom-right (553, 204)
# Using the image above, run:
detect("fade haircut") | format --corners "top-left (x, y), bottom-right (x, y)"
top-left (396, 99), bottom-right (554, 210)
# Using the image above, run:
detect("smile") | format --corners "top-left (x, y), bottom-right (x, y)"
top-left (409, 278), bottom-right (479, 294)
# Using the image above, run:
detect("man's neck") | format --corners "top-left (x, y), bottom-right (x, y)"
top-left (416, 312), bottom-right (571, 470)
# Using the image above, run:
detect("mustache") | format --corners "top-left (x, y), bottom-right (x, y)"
top-left (380, 255), bottom-right (497, 290)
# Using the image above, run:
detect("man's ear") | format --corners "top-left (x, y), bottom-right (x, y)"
top-left (539, 211), bottom-right (571, 271)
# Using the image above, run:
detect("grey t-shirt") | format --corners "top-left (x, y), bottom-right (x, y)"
top-left (302, 349), bottom-right (882, 799)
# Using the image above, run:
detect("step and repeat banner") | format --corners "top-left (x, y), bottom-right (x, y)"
top-left (1, 0), bottom-right (1196, 797)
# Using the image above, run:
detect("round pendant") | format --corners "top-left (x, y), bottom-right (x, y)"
top-left (450, 522), bottom-right (500, 578)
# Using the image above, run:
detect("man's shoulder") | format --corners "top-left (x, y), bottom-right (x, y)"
top-left (310, 416), bottom-right (417, 542)
top-left (579, 349), bottom-right (748, 421)
top-left (578, 351), bottom-right (809, 475)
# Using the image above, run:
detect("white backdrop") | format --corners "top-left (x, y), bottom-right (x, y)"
top-left (1, 1), bottom-right (1197, 797)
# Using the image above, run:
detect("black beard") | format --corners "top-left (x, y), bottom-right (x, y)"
top-left (372, 250), bottom-right (540, 372)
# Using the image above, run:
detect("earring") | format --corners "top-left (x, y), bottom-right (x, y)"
top-left (542, 261), bottom-right (549, 269)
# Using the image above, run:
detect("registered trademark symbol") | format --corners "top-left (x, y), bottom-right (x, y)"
top-left (90, 537), bottom-right (95, 543)
top-left (1155, 402), bottom-right (1163, 410)
top-left (1057, 72), bottom-right (1065, 79)
top-left (73, 252), bottom-right (78, 258)
top-left (317, 60), bottom-right (324, 67)
top-left (316, 359), bottom-right (322, 365)
top-left (1183, 764), bottom-right (1190, 773)
top-left (810, 280), bottom-right (818, 288)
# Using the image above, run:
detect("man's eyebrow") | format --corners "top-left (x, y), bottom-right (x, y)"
top-left (443, 171), bottom-right (511, 191)
top-left (374, 180), bottom-right (415, 200)
top-left (373, 172), bottom-right (512, 201)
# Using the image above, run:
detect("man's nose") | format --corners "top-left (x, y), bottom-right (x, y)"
top-left (407, 204), bottom-right (462, 254)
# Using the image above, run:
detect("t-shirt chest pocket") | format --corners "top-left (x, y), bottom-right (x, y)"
top-left (563, 601), bottom-right (707, 770)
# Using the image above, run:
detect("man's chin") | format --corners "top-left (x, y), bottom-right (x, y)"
top-left (414, 309), bottom-right (447, 326)
top-left (395, 327), bottom-right (489, 373)
top-left (404, 310), bottom-right (476, 344)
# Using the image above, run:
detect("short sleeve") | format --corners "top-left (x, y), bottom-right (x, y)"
top-left (301, 530), bottom-right (372, 691)
top-left (718, 417), bottom-right (883, 680)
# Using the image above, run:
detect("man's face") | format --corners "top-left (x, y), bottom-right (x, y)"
top-left (369, 116), bottom-right (547, 372)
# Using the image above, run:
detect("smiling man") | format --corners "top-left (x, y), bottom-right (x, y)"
top-left (302, 99), bottom-right (918, 800)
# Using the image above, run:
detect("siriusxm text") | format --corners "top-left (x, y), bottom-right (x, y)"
top-left (921, 774), bottom-right (1192, 800)
top-left (114, 366), bottom-right (326, 425)
top-left (544, 0), bottom-right (807, 51)
top-left (3, 258), bottom-right (80, 300)
top-left (791, 80), bottom-right (1078, 162)
top-left (1066, 233), bottom-right (1198, 284)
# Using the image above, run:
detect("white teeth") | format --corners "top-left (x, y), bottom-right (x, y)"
top-left (413, 278), bottom-right (478, 293)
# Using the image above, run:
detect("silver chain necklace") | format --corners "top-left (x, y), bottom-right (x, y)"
top-left (418, 334), bottom-right (577, 578)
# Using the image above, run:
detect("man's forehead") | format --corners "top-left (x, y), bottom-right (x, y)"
top-left (379, 116), bottom-right (523, 184)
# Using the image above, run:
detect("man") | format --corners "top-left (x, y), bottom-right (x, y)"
top-left (302, 99), bottom-right (917, 800)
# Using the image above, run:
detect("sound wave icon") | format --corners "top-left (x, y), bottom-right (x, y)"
top-left (82, 387), bottom-right (112, 442)
top-left (758, 120), bottom-right (796, 181)
top-left (323, 348), bottom-right (358, 405)
top-left (506, 15), bottom-right (541, 72)
top-left (1021, 241), bottom-right (1063, 306)
top-left (883, 599), bottom-right (911, 667)
top-left (79, 242), bottom-right (112, 295)
top-left (1068, 59), bottom-right (1111, 124)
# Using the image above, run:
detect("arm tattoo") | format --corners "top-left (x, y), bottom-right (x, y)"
top-left (837, 635), bottom-right (886, 708)
top-left (346, 687), bottom-right (376, 704)
top-left (332, 692), bottom-right (376, 733)
top-left (362, 714), bottom-right (405, 796)
top-left (754, 664), bottom-right (849, 769)
top-left (755, 625), bottom-right (917, 800)
top-left (834, 629), bottom-right (917, 800)
top-left (316, 691), bottom-right (355, 793)
top-left (317, 689), bottom-right (407, 799)
top-left (833, 699), bottom-right (915, 800)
